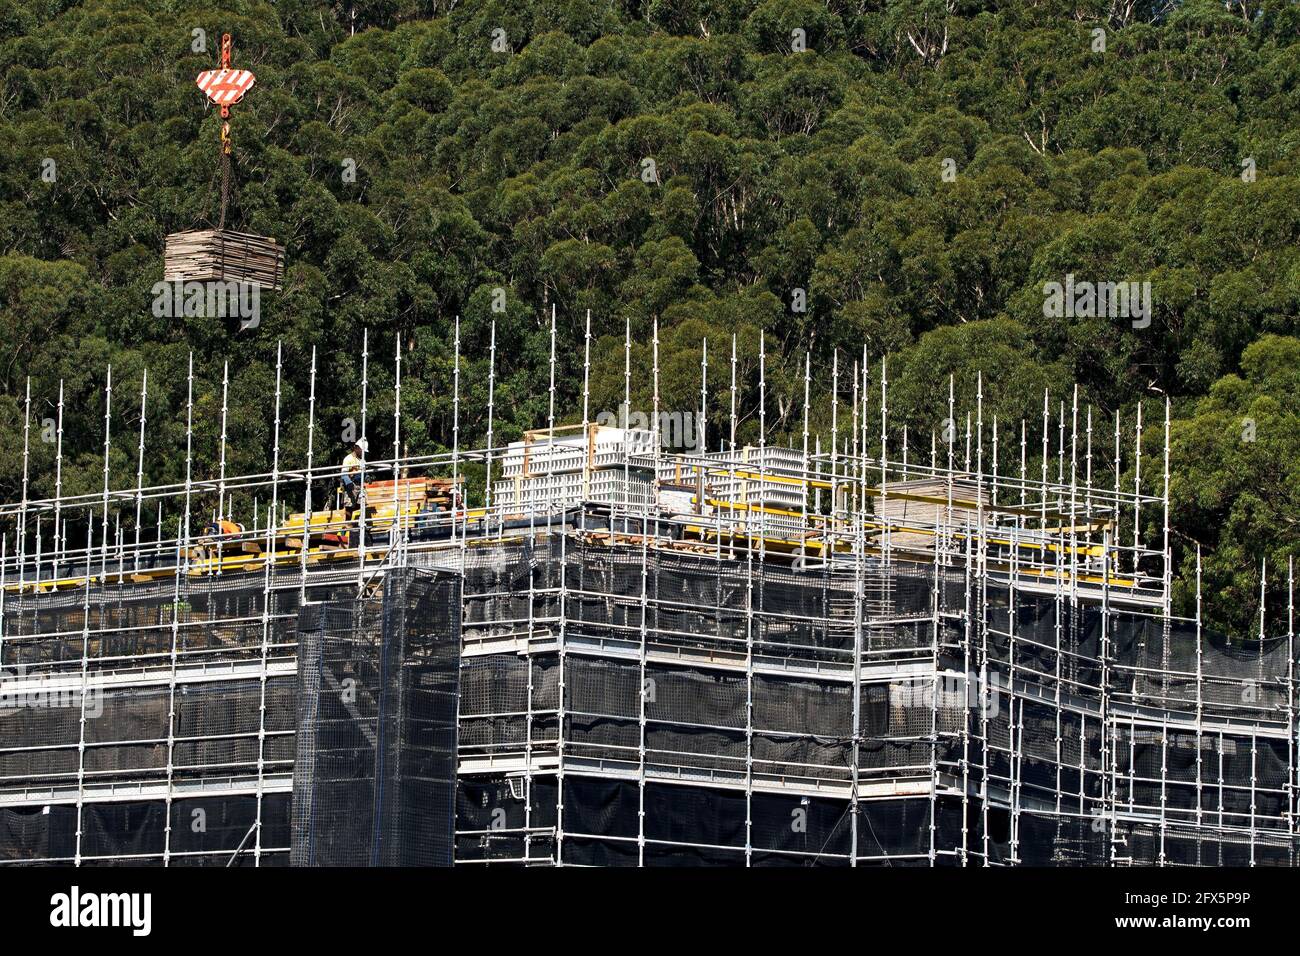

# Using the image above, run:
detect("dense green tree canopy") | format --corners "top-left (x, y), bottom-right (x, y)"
top-left (1, 0), bottom-right (1297, 634)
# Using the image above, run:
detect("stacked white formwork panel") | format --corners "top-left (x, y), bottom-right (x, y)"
top-left (659, 445), bottom-right (809, 536)
top-left (492, 427), bottom-right (658, 514)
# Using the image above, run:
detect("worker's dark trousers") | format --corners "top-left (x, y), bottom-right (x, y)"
top-left (342, 474), bottom-right (360, 509)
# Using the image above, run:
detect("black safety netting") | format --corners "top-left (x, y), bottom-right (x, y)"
top-left (1124, 822), bottom-right (1296, 867)
top-left (0, 794), bottom-right (291, 866)
top-left (449, 531), bottom-right (1299, 866)
top-left (454, 776), bottom-right (557, 863)
top-left (1, 572), bottom-right (309, 676)
top-left (1110, 615), bottom-right (1291, 719)
top-left (459, 649), bottom-right (950, 783)
top-left (0, 804), bottom-right (77, 864)
top-left (291, 567), bottom-right (459, 866)
top-left (61, 801), bottom-right (158, 861)
top-left (453, 774), bottom-right (969, 866)
top-left (4, 518), bottom-right (1299, 866)
top-left (461, 538), bottom-right (941, 670)
top-left (1010, 811), bottom-right (1112, 866)
top-left (0, 572), bottom-right (341, 864)
top-left (1114, 726), bottom-right (1290, 826)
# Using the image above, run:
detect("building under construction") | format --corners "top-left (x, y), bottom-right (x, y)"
top-left (0, 328), bottom-right (1295, 866)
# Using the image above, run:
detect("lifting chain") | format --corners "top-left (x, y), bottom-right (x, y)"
top-left (219, 127), bottom-right (231, 229)
top-left (217, 34), bottom-right (233, 230)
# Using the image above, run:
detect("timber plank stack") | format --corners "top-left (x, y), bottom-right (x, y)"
top-left (361, 477), bottom-right (456, 508)
top-left (164, 228), bottom-right (285, 290)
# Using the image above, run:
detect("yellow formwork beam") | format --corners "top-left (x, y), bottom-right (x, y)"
top-left (689, 465), bottom-right (1113, 525)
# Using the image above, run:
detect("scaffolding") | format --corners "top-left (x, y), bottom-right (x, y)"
top-left (0, 320), bottom-right (1295, 866)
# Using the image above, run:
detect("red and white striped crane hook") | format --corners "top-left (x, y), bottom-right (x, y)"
top-left (196, 33), bottom-right (256, 155)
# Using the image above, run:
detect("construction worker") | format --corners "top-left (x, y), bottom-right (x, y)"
top-left (202, 518), bottom-right (243, 537)
top-left (341, 438), bottom-right (367, 509)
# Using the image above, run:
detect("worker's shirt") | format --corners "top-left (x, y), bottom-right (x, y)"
top-left (343, 452), bottom-right (364, 475)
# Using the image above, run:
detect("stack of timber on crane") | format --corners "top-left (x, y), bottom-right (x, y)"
top-left (163, 228), bottom-right (285, 290)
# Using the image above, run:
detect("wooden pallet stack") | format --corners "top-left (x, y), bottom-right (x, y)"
top-left (163, 228), bottom-right (285, 290)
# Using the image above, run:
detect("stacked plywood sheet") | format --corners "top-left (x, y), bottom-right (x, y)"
top-left (164, 228), bottom-right (285, 290)
top-left (874, 478), bottom-right (990, 551)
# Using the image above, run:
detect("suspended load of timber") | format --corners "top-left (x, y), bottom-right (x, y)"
top-left (163, 33), bottom-right (285, 291)
top-left (163, 228), bottom-right (284, 289)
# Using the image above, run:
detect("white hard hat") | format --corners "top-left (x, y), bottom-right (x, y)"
top-left (355, 438), bottom-right (368, 452)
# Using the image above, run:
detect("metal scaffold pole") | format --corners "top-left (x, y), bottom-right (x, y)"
top-left (1010, 519), bottom-right (1024, 864)
top-left (215, 362), bottom-right (230, 569)
top-left (52, 380), bottom-right (64, 576)
top-left (485, 320), bottom-right (497, 520)
top-left (300, 347), bottom-right (317, 599)
top-left (850, 356), bottom-right (865, 867)
top-left (451, 317), bottom-right (461, 548)
top-left (17, 378), bottom-right (31, 595)
top-left (977, 377), bottom-right (991, 865)
top-left (582, 310), bottom-right (592, 500)
top-left (254, 341), bottom-right (284, 864)
top-left (0, 339), bottom-right (1291, 868)
top-left (98, 366), bottom-right (112, 580)
top-left (73, 509), bottom-right (92, 866)
top-left (547, 304), bottom-right (566, 865)
top-left (356, 328), bottom-right (369, 591)
top-left (132, 370), bottom-right (148, 571)
top-left (1288, 557), bottom-right (1296, 862)
top-left (1133, 400), bottom-right (1143, 562)
top-left (637, 512), bottom-right (649, 867)
top-left (959, 517), bottom-right (972, 864)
